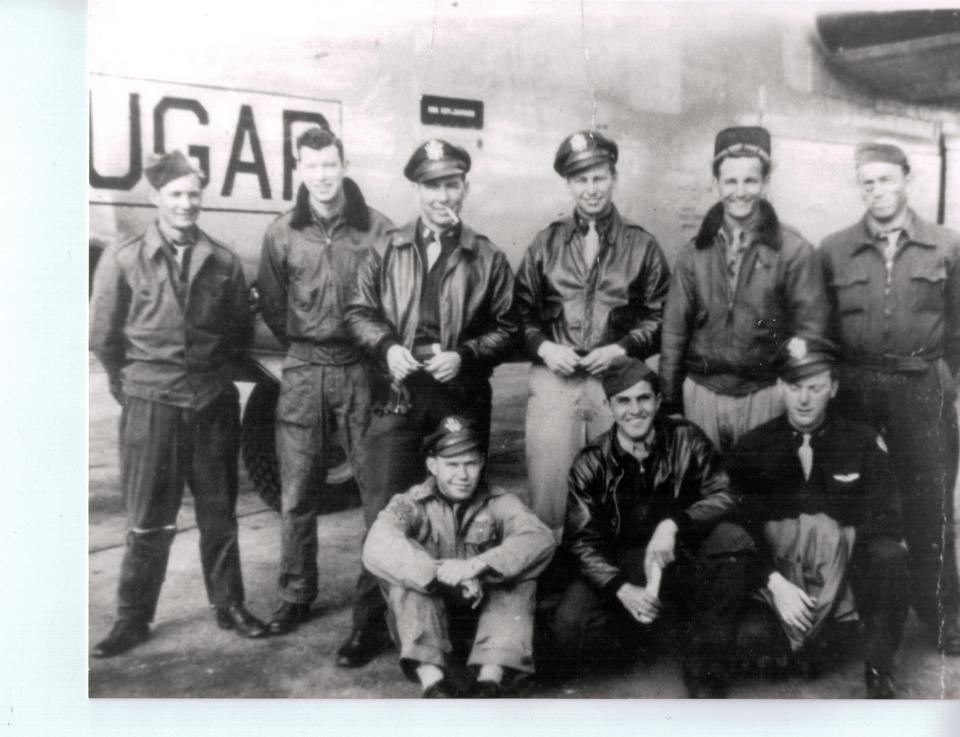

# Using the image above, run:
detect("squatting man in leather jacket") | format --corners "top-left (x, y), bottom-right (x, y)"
top-left (549, 356), bottom-right (753, 697)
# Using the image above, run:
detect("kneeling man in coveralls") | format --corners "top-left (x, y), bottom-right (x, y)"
top-left (729, 335), bottom-right (908, 698)
top-left (362, 416), bottom-right (556, 697)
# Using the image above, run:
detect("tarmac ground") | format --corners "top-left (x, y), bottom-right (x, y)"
top-left (88, 359), bottom-right (960, 699)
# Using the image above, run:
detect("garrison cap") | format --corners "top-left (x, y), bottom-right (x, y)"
top-left (422, 415), bottom-right (483, 458)
top-left (602, 356), bottom-right (659, 398)
top-left (404, 139), bottom-right (471, 183)
top-left (774, 336), bottom-right (839, 383)
top-left (554, 130), bottom-right (619, 178)
top-left (713, 126), bottom-right (771, 165)
top-left (144, 150), bottom-right (206, 190)
top-left (855, 142), bottom-right (910, 173)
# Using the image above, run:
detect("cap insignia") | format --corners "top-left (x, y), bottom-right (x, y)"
top-left (787, 337), bottom-right (807, 361)
top-left (444, 417), bottom-right (463, 434)
top-left (570, 133), bottom-right (588, 152)
top-left (425, 140), bottom-right (445, 161)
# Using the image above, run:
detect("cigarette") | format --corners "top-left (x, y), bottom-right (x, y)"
top-left (441, 204), bottom-right (460, 225)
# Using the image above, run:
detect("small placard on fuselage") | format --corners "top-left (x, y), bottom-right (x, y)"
top-left (420, 95), bottom-right (484, 129)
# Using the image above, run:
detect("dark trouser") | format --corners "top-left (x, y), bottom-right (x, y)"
top-left (550, 523), bottom-right (754, 684)
top-left (351, 371), bottom-right (493, 633)
top-left (275, 362), bottom-right (370, 604)
top-left (738, 536), bottom-right (910, 674)
top-left (835, 362), bottom-right (959, 626)
top-left (116, 390), bottom-right (244, 624)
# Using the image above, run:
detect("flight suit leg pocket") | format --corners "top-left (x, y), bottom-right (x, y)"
top-left (276, 363), bottom-right (320, 427)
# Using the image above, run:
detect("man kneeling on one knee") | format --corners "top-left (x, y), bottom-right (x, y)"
top-left (551, 356), bottom-right (752, 698)
top-left (362, 416), bottom-right (556, 697)
top-left (729, 335), bottom-right (908, 699)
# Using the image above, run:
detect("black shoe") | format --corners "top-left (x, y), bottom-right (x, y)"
top-left (216, 605), bottom-right (268, 639)
top-left (336, 626), bottom-right (388, 668)
top-left (422, 680), bottom-right (459, 698)
top-left (468, 679), bottom-right (503, 698)
top-left (266, 602), bottom-right (312, 635)
top-left (936, 619), bottom-right (960, 655)
top-left (865, 666), bottom-right (896, 699)
top-left (91, 620), bottom-right (150, 658)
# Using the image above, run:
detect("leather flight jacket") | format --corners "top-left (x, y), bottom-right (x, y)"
top-left (514, 206), bottom-right (670, 360)
top-left (563, 417), bottom-right (739, 595)
top-left (659, 200), bottom-right (828, 408)
top-left (346, 219), bottom-right (518, 404)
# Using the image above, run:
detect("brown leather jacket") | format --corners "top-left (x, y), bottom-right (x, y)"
top-left (514, 206), bottom-right (670, 360)
top-left (346, 219), bottom-right (517, 389)
top-left (257, 179), bottom-right (395, 365)
top-left (563, 417), bottom-right (739, 595)
top-left (659, 200), bottom-right (828, 409)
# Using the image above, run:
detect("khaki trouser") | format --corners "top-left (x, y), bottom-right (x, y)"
top-left (524, 365), bottom-right (613, 533)
top-left (682, 378), bottom-right (784, 454)
top-left (385, 580), bottom-right (537, 675)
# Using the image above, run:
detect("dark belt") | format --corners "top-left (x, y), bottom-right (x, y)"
top-left (846, 353), bottom-right (937, 373)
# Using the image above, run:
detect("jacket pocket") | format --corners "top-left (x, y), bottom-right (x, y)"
top-left (830, 272), bottom-right (869, 314)
top-left (911, 262), bottom-right (946, 313)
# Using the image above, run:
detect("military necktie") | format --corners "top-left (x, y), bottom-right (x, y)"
top-left (425, 231), bottom-right (441, 271)
top-left (878, 229), bottom-right (901, 275)
top-left (726, 227), bottom-right (746, 291)
top-left (172, 244), bottom-right (190, 278)
top-left (798, 433), bottom-right (813, 482)
top-left (582, 219), bottom-right (599, 268)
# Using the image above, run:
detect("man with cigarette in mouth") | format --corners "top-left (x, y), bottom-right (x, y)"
top-left (343, 139), bottom-right (517, 667)
top-left (550, 356), bottom-right (751, 697)
top-left (514, 130), bottom-right (671, 535)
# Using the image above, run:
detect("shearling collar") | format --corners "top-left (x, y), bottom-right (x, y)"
top-left (289, 177), bottom-right (371, 232)
top-left (695, 199), bottom-right (782, 251)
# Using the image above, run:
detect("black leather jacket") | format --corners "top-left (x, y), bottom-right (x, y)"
top-left (346, 219), bottom-right (517, 390)
top-left (514, 206), bottom-right (670, 360)
top-left (563, 417), bottom-right (738, 594)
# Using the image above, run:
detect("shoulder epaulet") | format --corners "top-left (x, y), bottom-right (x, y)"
top-left (619, 216), bottom-right (649, 233)
top-left (200, 230), bottom-right (239, 258)
top-left (117, 232), bottom-right (143, 251)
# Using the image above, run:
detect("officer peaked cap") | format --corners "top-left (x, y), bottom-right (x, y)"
top-left (404, 139), bottom-right (471, 183)
top-left (554, 130), bottom-right (619, 178)
top-left (774, 335), bottom-right (840, 383)
top-left (422, 415), bottom-right (483, 458)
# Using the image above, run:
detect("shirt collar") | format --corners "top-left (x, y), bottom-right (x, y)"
top-left (865, 208), bottom-right (912, 242)
top-left (574, 204), bottom-right (615, 237)
top-left (719, 209), bottom-right (760, 249)
top-left (156, 219), bottom-right (198, 248)
top-left (613, 427), bottom-right (656, 464)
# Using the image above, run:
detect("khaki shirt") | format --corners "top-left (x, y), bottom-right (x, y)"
top-left (362, 478), bottom-right (556, 593)
top-left (89, 221), bottom-right (251, 409)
